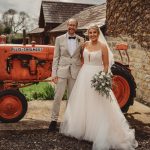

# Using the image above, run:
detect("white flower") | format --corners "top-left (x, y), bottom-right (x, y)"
top-left (105, 87), bottom-right (109, 91)
top-left (101, 72), bottom-right (105, 76)
top-left (99, 75), bottom-right (103, 79)
top-left (102, 83), bottom-right (105, 86)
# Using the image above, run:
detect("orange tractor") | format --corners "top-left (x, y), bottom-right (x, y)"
top-left (0, 35), bottom-right (136, 123)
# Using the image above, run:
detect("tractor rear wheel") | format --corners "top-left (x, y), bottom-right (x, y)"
top-left (111, 63), bottom-right (136, 113)
top-left (0, 89), bottom-right (27, 123)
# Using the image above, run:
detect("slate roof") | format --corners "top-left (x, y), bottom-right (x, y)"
top-left (28, 28), bottom-right (44, 34)
top-left (50, 3), bottom-right (106, 32)
top-left (40, 0), bottom-right (94, 24)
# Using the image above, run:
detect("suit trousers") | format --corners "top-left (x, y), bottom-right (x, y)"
top-left (51, 75), bottom-right (76, 121)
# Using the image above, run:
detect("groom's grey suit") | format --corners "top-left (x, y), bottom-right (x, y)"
top-left (51, 33), bottom-right (84, 121)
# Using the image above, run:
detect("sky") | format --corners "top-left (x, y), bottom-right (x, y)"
top-left (0, 0), bottom-right (105, 18)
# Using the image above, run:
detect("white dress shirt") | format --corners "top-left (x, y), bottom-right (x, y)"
top-left (67, 33), bottom-right (77, 56)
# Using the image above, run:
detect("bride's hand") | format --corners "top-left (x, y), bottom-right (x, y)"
top-left (79, 38), bottom-right (86, 49)
top-left (80, 41), bottom-right (85, 49)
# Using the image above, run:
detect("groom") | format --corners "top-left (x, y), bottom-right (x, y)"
top-left (48, 18), bottom-right (84, 132)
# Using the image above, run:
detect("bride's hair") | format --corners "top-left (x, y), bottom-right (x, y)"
top-left (87, 25), bottom-right (100, 35)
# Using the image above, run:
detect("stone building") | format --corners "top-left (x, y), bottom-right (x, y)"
top-left (106, 0), bottom-right (150, 104)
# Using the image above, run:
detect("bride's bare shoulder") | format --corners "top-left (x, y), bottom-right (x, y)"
top-left (99, 41), bottom-right (106, 48)
top-left (99, 41), bottom-right (108, 51)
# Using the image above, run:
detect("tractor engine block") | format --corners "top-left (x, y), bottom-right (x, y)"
top-left (0, 44), bottom-right (54, 82)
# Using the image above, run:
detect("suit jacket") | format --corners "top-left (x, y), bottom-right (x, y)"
top-left (52, 33), bottom-right (84, 79)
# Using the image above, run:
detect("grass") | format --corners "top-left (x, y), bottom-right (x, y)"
top-left (20, 82), bottom-right (67, 101)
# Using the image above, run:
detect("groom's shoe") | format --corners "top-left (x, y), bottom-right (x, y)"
top-left (48, 121), bottom-right (57, 132)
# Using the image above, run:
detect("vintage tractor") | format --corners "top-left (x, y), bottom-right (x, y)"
top-left (0, 35), bottom-right (136, 123)
top-left (0, 40), bottom-right (54, 123)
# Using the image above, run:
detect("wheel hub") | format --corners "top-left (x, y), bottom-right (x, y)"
top-left (0, 95), bottom-right (22, 119)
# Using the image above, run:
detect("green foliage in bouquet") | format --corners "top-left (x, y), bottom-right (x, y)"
top-left (91, 71), bottom-right (113, 98)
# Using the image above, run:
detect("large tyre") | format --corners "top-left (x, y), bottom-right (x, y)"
top-left (111, 63), bottom-right (136, 113)
top-left (0, 89), bottom-right (27, 123)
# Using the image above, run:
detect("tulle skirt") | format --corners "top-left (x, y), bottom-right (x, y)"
top-left (60, 64), bottom-right (138, 150)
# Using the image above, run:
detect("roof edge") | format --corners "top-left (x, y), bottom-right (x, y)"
top-left (42, 0), bottom-right (97, 5)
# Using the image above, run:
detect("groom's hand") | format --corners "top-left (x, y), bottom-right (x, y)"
top-left (52, 76), bottom-right (58, 84)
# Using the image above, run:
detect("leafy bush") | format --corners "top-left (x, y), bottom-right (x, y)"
top-left (43, 84), bottom-right (55, 100)
top-left (20, 82), bottom-right (67, 101)
top-left (32, 92), bottom-right (44, 100)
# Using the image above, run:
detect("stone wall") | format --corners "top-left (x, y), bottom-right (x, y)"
top-left (106, 0), bottom-right (150, 104)
top-left (106, 0), bottom-right (150, 49)
top-left (106, 36), bottom-right (150, 104)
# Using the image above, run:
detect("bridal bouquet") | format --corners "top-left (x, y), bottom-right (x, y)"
top-left (91, 71), bottom-right (113, 98)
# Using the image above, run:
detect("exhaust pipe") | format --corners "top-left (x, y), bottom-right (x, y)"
top-left (23, 29), bottom-right (26, 45)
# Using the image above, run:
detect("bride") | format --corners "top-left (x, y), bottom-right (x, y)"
top-left (60, 25), bottom-right (138, 150)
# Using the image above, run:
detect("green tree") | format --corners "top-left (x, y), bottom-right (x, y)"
top-left (0, 21), bottom-right (5, 34)
top-left (3, 26), bottom-right (12, 34)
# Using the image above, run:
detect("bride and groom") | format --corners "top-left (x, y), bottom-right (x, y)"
top-left (48, 18), bottom-right (138, 150)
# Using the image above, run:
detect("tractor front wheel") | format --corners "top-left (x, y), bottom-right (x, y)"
top-left (0, 89), bottom-right (27, 123)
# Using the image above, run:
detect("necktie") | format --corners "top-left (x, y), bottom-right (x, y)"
top-left (68, 36), bottom-right (76, 39)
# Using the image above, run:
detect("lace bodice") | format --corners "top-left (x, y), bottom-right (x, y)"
top-left (83, 48), bottom-right (103, 66)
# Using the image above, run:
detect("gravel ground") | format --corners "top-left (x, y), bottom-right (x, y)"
top-left (0, 101), bottom-right (149, 150)
top-left (0, 116), bottom-right (150, 150)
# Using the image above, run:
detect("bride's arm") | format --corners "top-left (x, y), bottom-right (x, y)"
top-left (101, 43), bottom-right (109, 73)
top-left (80, 41), bottom-right (89, 63)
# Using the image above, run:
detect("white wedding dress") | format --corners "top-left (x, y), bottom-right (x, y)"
top-left (60, 48), bottom-right (138, 150)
